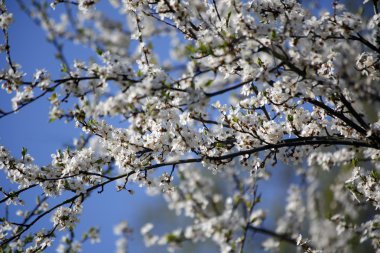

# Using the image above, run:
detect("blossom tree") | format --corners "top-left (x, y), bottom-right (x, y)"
top-left (1, 0), bottom-right (380, 252)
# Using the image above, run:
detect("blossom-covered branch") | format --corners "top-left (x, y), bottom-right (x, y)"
top-left (1, 0), bottom-right (380, 252)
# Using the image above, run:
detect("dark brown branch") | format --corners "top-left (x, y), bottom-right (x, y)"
top-left (0, 171), bottom-right (135, 247)
top-left (338, 93), bottom-right (369, 130)
top-left (304, 98), bottom-right (368, 136)
top-left (208, 136), bottom-right (375, 162)
top-left (205, 79), bottom-right (253, 97)
top-left (2, 28), bottom-right (16, 73)
top-left (212, 0), bottom-right (222, 21)
top-left (0, 135), bottom-right (375, 246)
top-left (0, 75), bottom-right (139, 119)
top-left (249, 225), bottom-right (313, 250)
top-left (0, 184), bottom-right (38, 204)
top-left (373, 0), bottom-right (379, 14)
top-left (290, 33), bottom-right (380, 55)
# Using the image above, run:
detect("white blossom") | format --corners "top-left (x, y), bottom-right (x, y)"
top-left (1, 1), bottom-right (380, 252)
top-left (0, 12), bottom-right (13, 29)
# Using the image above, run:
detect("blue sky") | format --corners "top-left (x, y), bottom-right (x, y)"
top-left (0, 1), bottom-right (163, 252)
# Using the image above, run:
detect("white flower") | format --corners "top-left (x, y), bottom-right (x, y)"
top-left (262, 238), bottom-right (280, 251)
top-left (52, 207), bottom-right (80, 230)
top-left (11, 87), bottom-right (34, 110)
top-left (141, 223), bottom-right (154, 235)
top-left (88, 227), bottom-right (101, 244)
top-left (78, 0), bottom-right (98, 12)
top-left (33, 69), bottom-right (51, 89)
top-left (114, 221), bottom-right (131, 236)
top-left (0, 12), bottom-right (13, 29)
top-left (249, 209), bottom-right (266, 226)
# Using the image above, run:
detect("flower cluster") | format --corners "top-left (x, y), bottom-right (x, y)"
top-left (1, 0), bottom-right (380, 252)
top-left (52, 206), bottom-right (81, 231)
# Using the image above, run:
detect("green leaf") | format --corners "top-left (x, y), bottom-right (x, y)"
top-left (95, 159), bottom-right (103, 164)
top-left (96, 47), bottom-right (104, 56)
top-left (88, 119), bottom-right (97, 126)
top-left (254, 196), bottom-right (261, 204)
top-left (61, 64), bottom-right (68, 73)
top-left (204, 79), bottom-right (213, 87)
top-left (257, 57), bottom-right (264, 67)
top-left (270, 30), bottom-right (277, 40)
top-left (371, 170), bottom-right (379, 181)
top-left (64, 181), bottom-right (70, 189)
top-left (351, 158), bottom-right (358, 167)
top-left (55, 53), bottom-right (62, 60)
top-left (198, 43), bottom-right (208, 54)
top-left (24, 235), bottom-right (34, 244)
top-left (21, 147), bottom-right (27, 159)
top-left (233, 195), bottom-right (241, 205)
top-left (216, 142), bottom-right (224, 148)
top-left (49, 93), bottom-right (57, 101)
top-left (185, 44), bottom-right (196, 55)
top-left (224, 230), bottom-right (233, 241)
top-left (251, 84), bottom-right (258, 94)
top-left (198, 43), bottom-right (212, 55)
top-left (226, 11), bottom-right (232, 27)
top-left (165, 233), bottom-right (181, 243)
top-left (287, 114), bottom-right (294, 122)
